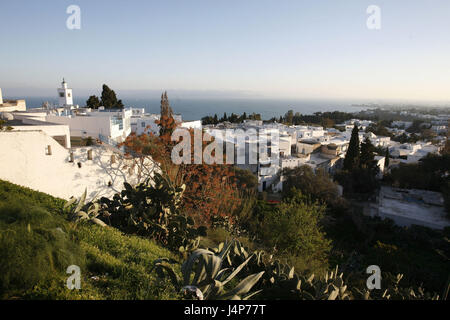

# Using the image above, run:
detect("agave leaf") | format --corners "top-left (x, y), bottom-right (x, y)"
top-left (64, 196), bottom-right (77, 209)
top-left (288, 266), bottom-right (295, 279)
top-left (205, 254), bottom-right (223, 280)
top-left (216, 268), bottom-right (231, 281)
top-left (328, 288), bottom-right (339, 300)
top-left (242, 289), bottom-right (263, 300)
top-left (152, 262), bottom-right (180, 289)
top-left (88, 203), bottom-right (100, 217)
top-left (192, 258), bottom-right (208, 288)
top-left (182, 249), bottom-right (214, 285)
top-left (221, 271), bottom-right (264, 299)
top-left (218, 241), bottom-right (234, 261)
top-left (75, 211), bottom-right (89, 220)
top-left (90, 217), bottom-right (107, 227)
top-left (74, 189), bottom-right (87, 213)
top-left (221, 253), bottom-right (255, 286)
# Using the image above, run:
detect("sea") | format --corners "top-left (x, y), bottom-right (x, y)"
top-left (23, 96), bottom-right (367, 121)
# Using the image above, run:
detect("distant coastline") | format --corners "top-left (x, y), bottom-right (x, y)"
top-left (22, 96), bottom-right (369, 121)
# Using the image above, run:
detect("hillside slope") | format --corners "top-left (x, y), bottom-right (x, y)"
top-left (0, 179), bottom-right (180, 299)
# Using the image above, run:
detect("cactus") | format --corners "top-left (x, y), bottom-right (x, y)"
top-left (97, 172), bottom-right (207, 252)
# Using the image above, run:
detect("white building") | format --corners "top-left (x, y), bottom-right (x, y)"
top-left (368, 186), bottom-right (450, 230)
top-left (0, 88), bottom-right (26, 112)
top-left (131, 113), bottom-right (161, 135)
top-left (5, 113), bottom-right (71, 148)
top-left (57, 78), bottom-right (74, 107)
top-left (130, 110), bottom-right (190, 136)
top-left (0, 130), bottom-right (151, 200)
top-left (389, 141), bottom-right (440, 163)
top-left (46, 108), bottom-right (132, 144)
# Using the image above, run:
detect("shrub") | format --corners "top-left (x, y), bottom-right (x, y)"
top-left (259, 191), bottom-right (331, 274)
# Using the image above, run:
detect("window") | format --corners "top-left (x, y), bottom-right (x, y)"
top-left (141, 122), bottom-right (145, 127)
top-left (68, 93), bottom-right (71, 97)
top-left (59, 92), bottom-right (64, 97)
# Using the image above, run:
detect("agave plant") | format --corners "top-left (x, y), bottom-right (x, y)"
top-left (207, 240), bottom-right (352, 300)
top-left (64, 189), bottom-right (107, 227)
top-left (352, 273), bottom-right (441, 300)
top-left (150, 240), bottom-right (264, 300)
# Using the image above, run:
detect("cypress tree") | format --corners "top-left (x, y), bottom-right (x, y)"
top-left (159, 91), bottom-right (175, 137)
top-left (360, 137), bottom-right (376, 170)
top-left (343, 125), bottom-right (360, 170)
top-left (100, 84), bottom-right (123, 109)
top-left (385, 148), bottom-right (390, 168)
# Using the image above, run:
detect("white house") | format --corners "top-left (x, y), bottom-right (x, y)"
top-left (0, 88), bottom-right (26, 112)
top-left (46, 107), bottom-right (132, 144)
top-left (0, 130), bottom-right (152, 200)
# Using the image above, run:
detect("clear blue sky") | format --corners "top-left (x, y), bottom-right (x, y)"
top-left (1, 0), bottom-right (449, 102)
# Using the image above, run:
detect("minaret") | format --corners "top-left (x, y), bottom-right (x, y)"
top-left (57, 78), bottom-right (73, 107)
top-left (0, 87), bottom-right (3, 105)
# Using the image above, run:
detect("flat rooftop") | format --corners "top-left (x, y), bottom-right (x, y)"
top-left (378, 186), bottom-right (449, 229)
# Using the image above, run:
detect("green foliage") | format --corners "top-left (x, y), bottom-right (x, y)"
top-left (366, 122), bottom-right (392, 137)
top-left (282, 165), bottom-right (346, 212)
top-left (98, 173), bottom-right (207, 253)
top-left (65, 189), bottom-right (107, 227)
top-left (86, 95), bottom-right (101, 109)
top-left (150, 241), bottom-right (264, 300)
top-left (336, 135), bottom-right (380, 197)
top-left (343, 125), bottom-right (360, 170)
top-left (406, 120), bottom-right (426, 134)
top-left (0, 179), bottom-right (181, 299)
top-left (259, 191), bottom-right (331, 274)
top-left (273, 111), bottom-right (354, 126)
top-left (392, 132), bottom-right (420, 144)
top-left (385, 153), bottom-right (450, 192)
top-left (234, 167), bottom-right (258, 191)
top-left (324, 209), bottom-right (450, 294)
top-left (0, 179), bottom-right (446, 300)
top-left (153, 239), bottom-right (442, 300)
top-left (359, 137), bottom-right (377, 170)
top-left (0, 201), bottom-right (86, 297)
top-left (0, 179), bottom-right (66, 213)
top-left (353, 273), bottom-right (440, 300)
top-left (100, 84), bottom-right (124, 109)
top-left (73, 224), bottom-right (181, 299)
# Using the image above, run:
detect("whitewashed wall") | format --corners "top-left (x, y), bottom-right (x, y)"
top-left (0, 131), bottom-right (154, 200)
